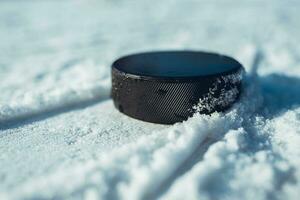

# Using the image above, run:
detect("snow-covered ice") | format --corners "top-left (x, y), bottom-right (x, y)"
top-left (1, 0), bottom-right (300, 199)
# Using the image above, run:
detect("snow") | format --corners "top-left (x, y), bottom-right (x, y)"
top-left (1, 0), bottom-right (300, 199)
top-left (194, 68), bottom-right (243, 113)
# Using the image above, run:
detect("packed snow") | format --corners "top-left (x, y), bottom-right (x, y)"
top-left (0, 0), bottom-right (300, 200)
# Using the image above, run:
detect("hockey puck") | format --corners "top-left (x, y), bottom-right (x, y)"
top-left (111, 51), bottom-right (244, 124)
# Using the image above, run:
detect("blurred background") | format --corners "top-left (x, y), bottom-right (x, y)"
top-left (1, 0), bottom-right (300, 121)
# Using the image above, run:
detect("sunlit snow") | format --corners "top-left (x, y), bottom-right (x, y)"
top-left (1, 0), bottom-right (300, 199)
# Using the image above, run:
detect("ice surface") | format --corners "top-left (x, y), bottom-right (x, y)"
top-left (1, 0), bottom-right (300, 199)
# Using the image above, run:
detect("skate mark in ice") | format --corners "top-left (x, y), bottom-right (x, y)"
top-left (142, 137), bottom-right (216, 200)
top-left (0, 90), bottom-right (110, 131)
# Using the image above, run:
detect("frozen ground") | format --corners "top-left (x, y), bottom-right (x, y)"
top-left (1, 0), bottom-right (300, 199)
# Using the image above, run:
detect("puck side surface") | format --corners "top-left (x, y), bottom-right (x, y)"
top-left (111, 51), bottom-right (244, 124)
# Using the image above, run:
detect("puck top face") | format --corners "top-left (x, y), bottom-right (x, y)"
top-left (111, 51), bottom-right (244, 124)
top-left (112, 51), bottom-right (241, 79)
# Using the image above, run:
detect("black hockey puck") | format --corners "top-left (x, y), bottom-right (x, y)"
top-left (111, 51), bottom-right (244, 124)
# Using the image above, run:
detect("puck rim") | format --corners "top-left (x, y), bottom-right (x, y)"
top-left (112, 50), bottom-right (243, 82)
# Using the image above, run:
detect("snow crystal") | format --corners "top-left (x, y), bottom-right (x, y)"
top-left (193, 68), bottom-right (244, 113)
